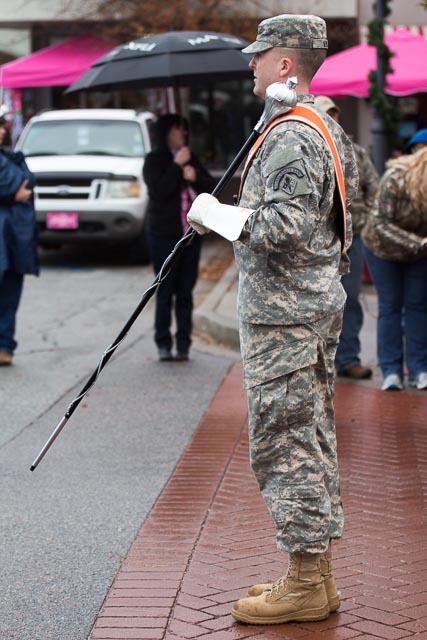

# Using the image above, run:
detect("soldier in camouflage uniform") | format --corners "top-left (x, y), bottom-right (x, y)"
top-left (314, 96), bottom-right (379, 380)
top-left (362, 147), bottom-right (427, 391)
top-left (187, 14), bottom-right (358, 624)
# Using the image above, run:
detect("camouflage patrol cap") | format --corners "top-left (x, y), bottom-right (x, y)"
top-left (242, 14), bottom-right (328, 54)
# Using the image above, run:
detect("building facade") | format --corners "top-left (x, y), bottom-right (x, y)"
top-left (0, 1), bottom-right (426, 160)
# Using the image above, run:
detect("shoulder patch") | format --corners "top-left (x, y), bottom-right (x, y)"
top-left (273, 166), bottom-right (305, 195)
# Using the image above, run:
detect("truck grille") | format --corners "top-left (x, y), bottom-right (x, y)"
top-left (35, 174), bottom-right (103, 200)
top-left (33, 171), bottom-right (134, 201)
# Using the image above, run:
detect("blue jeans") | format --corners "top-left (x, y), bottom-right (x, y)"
top-left (0, 270), bottom-right (24, 355)
top-left (364, 248), bottom-right (427, 379)
top-left (335, 235), bottom-right (364, 371)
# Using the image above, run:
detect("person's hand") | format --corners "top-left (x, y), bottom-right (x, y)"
top-left (183, 165), bottom-right (196, 182)
top-left (174, 146), bottom-right (191, 166)
top-left (14, 179), bottom-right (32, 203)
top-left (188, 193), bottom-right (255, 241)
top-left (187, 193), bottom-right (217, 235)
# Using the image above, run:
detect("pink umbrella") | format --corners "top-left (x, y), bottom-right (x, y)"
top-left (0, 34), bottom-right (114, 88)
top-left (310, 29), bottom-right (427, 97)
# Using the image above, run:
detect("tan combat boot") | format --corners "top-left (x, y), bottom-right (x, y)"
top-left (246, 546), bottom-right (340, 612)
top-left (321, 546), bottom-right (340, 612)
top-left (231, 553), bottom-right (329, 625)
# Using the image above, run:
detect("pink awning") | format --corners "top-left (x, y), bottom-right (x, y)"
top-left (0, 34), bottom-right (114, 88)
top-left (310, 29), bottom-right (427, 97)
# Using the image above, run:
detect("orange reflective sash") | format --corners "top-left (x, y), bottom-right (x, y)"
top-left (239, 104), bottom-right (347, 251)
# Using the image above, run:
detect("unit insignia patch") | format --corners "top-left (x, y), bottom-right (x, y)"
top-left (273, 166), bottom-right (305, 195)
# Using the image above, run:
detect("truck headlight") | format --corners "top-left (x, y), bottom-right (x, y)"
top-left (105, 180), bottom-right (141, 198)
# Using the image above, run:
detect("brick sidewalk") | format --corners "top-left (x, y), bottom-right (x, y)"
top-left (89, 363), bottom-right (427, 640)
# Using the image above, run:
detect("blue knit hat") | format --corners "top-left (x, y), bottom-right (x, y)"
top-left (405, 128), bottom-right (427, 151)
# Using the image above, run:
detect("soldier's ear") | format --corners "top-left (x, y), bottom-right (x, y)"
top-left (278, 55), bottom-right (293, 79)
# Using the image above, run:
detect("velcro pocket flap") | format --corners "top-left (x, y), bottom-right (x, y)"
top-left (243, 335), bottom-right (318, 389)
top-left (262, 144), bottom-right (303, 178)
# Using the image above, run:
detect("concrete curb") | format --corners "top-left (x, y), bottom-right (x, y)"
top-left (194, 258), bottom-right (427, 396)
top-left (194, 260), bottom-right (240, 350)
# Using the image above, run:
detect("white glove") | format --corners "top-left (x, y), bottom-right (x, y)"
top-left (187, 193), bottom-right (254, 242)
top-left (187, 193), bottom-right (212, 236)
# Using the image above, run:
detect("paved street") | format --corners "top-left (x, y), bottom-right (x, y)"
top-left (3, 238), bottom-right (427, 640)
top-left (0, 240), bottom-right (238, 640)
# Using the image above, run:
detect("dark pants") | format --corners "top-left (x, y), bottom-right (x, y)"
top-left (148, 233), bottom-right (201, 354)
top-left (0, 270), bottom-right (24, 355)
top-left (335, 235), bottom-right (364, 371)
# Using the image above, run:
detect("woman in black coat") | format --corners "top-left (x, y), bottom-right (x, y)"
top-left (143, 114), bottom-right (216, 361)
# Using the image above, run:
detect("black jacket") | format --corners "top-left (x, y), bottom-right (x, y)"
top-left (143, 148), bottom-right (216, 240)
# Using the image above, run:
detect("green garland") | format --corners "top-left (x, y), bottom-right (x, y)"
top-left (367, 0), bottom-right (400, 135)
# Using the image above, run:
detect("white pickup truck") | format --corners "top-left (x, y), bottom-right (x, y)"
top-left (16, 109), bottom-right (156, 262)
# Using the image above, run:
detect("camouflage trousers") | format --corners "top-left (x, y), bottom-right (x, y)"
top-left (239, 311), bottom-right (344, 555)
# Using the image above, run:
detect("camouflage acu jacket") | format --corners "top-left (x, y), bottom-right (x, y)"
top-left (362, 165), bottom-right (427, 262)
top-left (350, 143), bottom-right (379, 235)
top-left (234, 94), bottom-right (358, 325)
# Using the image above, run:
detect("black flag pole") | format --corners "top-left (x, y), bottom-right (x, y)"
top-left (30, 78), bottom-right (298, 471)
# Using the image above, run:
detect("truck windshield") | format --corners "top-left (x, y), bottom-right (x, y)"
top-left (20, 120), bottom-right (146, 158)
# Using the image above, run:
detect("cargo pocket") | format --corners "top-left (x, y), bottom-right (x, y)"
top-left (243, 334), bottom-right (318, 389)
top-left (244, 334), bottom-right (319, 430)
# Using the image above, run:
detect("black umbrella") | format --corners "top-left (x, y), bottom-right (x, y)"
top-left (66, 31), bottom-right (252, 93)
